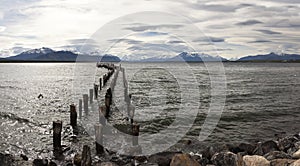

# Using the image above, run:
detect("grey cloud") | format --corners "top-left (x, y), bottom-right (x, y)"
top-left (255, 29), bottom-right (282, 35)
top-left (193, 36), bottom-right (225, 43)
top-left (167, 40), bottom-right (186, 44)
top-left (108, 38), bottom-right (143, 45)
top-left (186, 2), bottom-right (253, 13)
top-left (124, 24), bottom-right (183, 32)
top-left (248, 40), bottom-right (272, 43)
top-left (69, 39), bottom-right (97, 45)
top-left (236, 20), bottom-right (263, 26)
top-left (263, 0), bottom-right (300, 4)
top-left (127, 43), bottom-right (191, 53)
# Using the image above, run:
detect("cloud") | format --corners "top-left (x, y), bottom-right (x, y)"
top-left (108, 38), bottom-right (143, 45)
top-left (186, 3), bottom-right (251, 13)
top-left (0, 26), bottom-right (6, 32)
top-left (248, 40), bottom-right (272, 43)
top-left (68, 39), bottom-right (97, 45)
top-left (236, 20), bottom-right (263, 26)
top-left (124, 24), bottom-right (183, 32)
top-left (193, 36), bottom-right (225, 43)
top-left (167, 40), bottom-right (185, 44)
top-left (255, 29), bottom-right (282, 35)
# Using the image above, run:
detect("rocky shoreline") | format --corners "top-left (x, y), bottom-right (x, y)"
top-left (1, 132), bottom-right (300, 166)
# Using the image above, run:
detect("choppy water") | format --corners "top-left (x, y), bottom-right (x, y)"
top-left (0, 62), bottom-right (300, 158)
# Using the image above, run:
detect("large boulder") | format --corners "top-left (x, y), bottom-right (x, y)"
top-left (238, 143), bottom-right (256, 155)
top-left (270, 159), bottom-right (295, 166)
top-left (170, 154), bottom-right (201, 166)
top-left (243, 155), bottom-right (270, 166)
top-left (293, 149), bottom-right (300, 159)
top-left (291, 159), bottom-right (300, 166)
top-left (278, 136), bottom-right (299, 152)
top-left (254, 141), bottom-right (279, 155)
top-left (202, 145), bottom-right (228, 161)
top-left (33, 159), bottom-right (48, 166)
top-left (211, 152), bottom-right (238, 166)
top-left (148, 152), bottom-right (182, 166)
top-left (264, 151), bottom-right (292, 160)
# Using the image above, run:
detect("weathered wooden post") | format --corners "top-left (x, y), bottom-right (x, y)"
top-left (94, 84), bottom-right (98, 99)
top-left (53, 120), bottom-right (62, 151)
top-left (70, 104), bottom-right (77, 128)
top-left (81, 145), bottom-right (92, 166)
top-left (83, 94), bottom-right (88, 116)
top-left (99, 78), bottom-right (102, 91)
top-left (103, 74), bottom-right (107, 86)
top-left (79, 99), bottom-right (82, 119)
top-left (94, 124), bottom-right (104, 155)
top-left (132, 124), bottom-right (140, 146)
top-left (99, 105), bottom-right (107, 124)
top-left (89, 89), bottom-right (93, 104)
top-left (105, 88), bottom-right (112, 116)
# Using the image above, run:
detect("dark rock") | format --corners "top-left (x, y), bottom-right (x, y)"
top-left (222, 144), bottom-right (240, 154)
top-left (192, 154), bottom-right (208, 166)
top-left (211, 152), bottom-right (238, 166)
top-left (253, 143), bottom-right (264, 156)
top-left (170, 154), bottom-right (200, 166)
top-left (278, 136), bottom-right (299, 152)
top-left (64, 162), bottom-right (73, 166)
top-left (20, 154), bottom-right (28, 161)
top-left (33, 159), bottom-right (48, 166)
top-left (202, 145), bottom-right (226, 161)
top-left (73, 153), bottom-right (81, 166)
top-left (49, 161), bottom-right (58, 166)
top-left (238, 143), bottom-right (255, 155)
top-left (270, 159), bottom-right (295, 166)
top-left (63, 147), bottom-right (71, 153)
top-left (261, 140), bottom-right (279, 154)
top-left (148, 152), bottom-right (182, 166)
top-left (0, 153), bottom-right (14, 166)
top-left (264, 151), bottom-right (292, 160)
top-left (134, 155), bottom-right (147, 163)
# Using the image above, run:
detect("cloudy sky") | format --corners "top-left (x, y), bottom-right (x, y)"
top-left (0, 0), bottom-right (300, 59)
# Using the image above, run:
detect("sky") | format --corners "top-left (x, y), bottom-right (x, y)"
top-left (0, 0), bottom-right (300, 59)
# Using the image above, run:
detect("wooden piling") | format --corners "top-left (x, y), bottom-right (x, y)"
top-left (70, 104), bottom-right (77, 128)
top-left (89, 89), bottom-right (93, 104)
top-left (83, 94), bottom-right (88, 116)
top-left (81, 145), bottom-right (92, 166)
top-left (99, 105), bottom-right (107, 124)
top-left (132, 124), bottom-right (140, 146)
top-left (94, 84), bottom-right (98, 99)
top-left (99, 78), bottom-right (102, 91)
top-left (94, 124), bottom-right (104, 155)
top-left (105, 89), bottom-right (112, 116)
top-left (79, 99), bottom-right (82, 119)
top-left (53, 120), bottom-right (62, 151)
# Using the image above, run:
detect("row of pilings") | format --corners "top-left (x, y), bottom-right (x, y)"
top-left (51, 63), bottom-right (141, 166)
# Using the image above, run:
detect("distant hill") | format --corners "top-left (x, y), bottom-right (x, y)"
top-left (2, 48), bottom-right (121, 62)
top-left (139, 52), bottom-right (227, 62)
top-left (237, 52), bottom-right (300, 62)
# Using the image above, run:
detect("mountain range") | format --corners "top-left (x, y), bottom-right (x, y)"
top-left (237, 52), bottom-right (300, 62)
top-left (1, 47), bottom-right (300, 62)
top-left (1, 47), bottom-right (121, 62)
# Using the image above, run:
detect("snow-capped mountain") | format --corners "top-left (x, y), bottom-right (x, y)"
top-left (4, 47), bottom-right (121, 62)
top-left (7, 47), bottom-right (55, 60)
top-left (137, 52), bottom-right (227, 62)
top-left (237, 52), bottom-right (300, 62)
